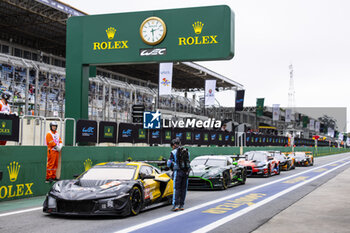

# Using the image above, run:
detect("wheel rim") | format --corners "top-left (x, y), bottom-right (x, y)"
top-left (131, 188), bottom-right (142, 214)
top-left (223, 173), bottom-right (228, 188)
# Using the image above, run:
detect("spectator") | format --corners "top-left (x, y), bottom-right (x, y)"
top-left (0, 91), bottom-right (12, 145)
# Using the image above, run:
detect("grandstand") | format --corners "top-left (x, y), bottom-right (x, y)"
top-left (0, 0), bottom-right (243, 125)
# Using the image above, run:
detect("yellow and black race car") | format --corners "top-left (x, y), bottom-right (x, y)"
top-left (288, 152), bottom-right (314, 166)
top-left (270, 151), bottom-right (295, 171)
top-left (43, 161), bottom-right (173, 216)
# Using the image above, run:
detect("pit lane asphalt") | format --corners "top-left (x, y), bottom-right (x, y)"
top-left (1, 152), bottom-right (349, 233)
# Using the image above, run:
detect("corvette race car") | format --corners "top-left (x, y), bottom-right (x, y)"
top-left (269, 151), bottom-right (295, 171)
top-left (43, 161), bottom-right (173, 216)
top-left (238, 151), bottom-right (280, 177)
top-left (188, 155), bottom-right (247, 190)
top-left (288, 152), bottom-right (314, 166)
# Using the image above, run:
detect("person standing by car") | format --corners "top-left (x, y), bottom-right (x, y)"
top-left (167, 138), bottom-right (191, 211)
top-left (0, 91), bottom-right (12, 145)
top-left (45, 121), bottom-right (62, 182)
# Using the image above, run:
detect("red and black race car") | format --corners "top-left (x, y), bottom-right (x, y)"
top-left (238, 151), bottom-right (280, 177)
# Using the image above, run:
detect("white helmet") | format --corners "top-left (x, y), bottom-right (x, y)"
top-left (50, 121), bottom-right (58, 131)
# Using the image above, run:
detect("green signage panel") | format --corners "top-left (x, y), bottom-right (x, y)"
top-left (68, 5), bottom-right (234, 64)
top-left (104, 126), bottom-right (114, 138)
top-left (0, 120), bottom-right (12, 136)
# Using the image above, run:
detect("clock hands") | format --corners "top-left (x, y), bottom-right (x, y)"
top-left (150, 28), bottom-right (155, 41)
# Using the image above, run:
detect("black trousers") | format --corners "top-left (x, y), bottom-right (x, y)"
top-left (172, 169), bottom-right (189, 206)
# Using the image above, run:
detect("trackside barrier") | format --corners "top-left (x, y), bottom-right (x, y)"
top-left (19, 115), bottom-right (45, 146)
top-left (18, 116), bottom-right (76, 146)
top-left (0, 145), bottom-right (349, 202)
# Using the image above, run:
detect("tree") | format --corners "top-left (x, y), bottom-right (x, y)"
top-left (318, 115), bottom-right (338, 131)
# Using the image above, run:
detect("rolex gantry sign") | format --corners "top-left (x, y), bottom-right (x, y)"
top-left (65, 5), bottom-right (234, 139)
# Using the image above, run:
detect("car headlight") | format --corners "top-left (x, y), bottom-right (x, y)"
top-left (47, 196), bottom-right (57, 208)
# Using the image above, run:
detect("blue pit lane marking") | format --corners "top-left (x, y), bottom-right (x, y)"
top-left (116, 157), bottom-right (350, 233)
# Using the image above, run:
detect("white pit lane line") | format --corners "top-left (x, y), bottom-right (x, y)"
top-left (115, 156), bottom-right (350, 233)
top-left (0, 207), bottom-right (42, 217)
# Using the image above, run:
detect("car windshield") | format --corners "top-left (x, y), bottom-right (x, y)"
top-left (191, 158), bottom-right (208, 166)
top-left (206, 159), bottom-right (227, 166)
top-left (293, 152), bottom-right (306, 158)
top-left (191, 158), bottom-right (227, 166)
top-left (246, 152), bottom-right (267, 162)
top-left (80, 167), bottom-right (136, 181)
top-left (274, 154), bottom-right (285, 160)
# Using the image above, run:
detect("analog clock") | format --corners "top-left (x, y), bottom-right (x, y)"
top-left (140, 17), bottom-right (166, 46)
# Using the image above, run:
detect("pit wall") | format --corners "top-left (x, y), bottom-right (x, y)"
top-left (0, 146), bottom-right (349, 202)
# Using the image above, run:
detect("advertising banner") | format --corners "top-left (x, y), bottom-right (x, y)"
top-left (217, 132), bottom-right (224, 146)
top-left (0, 114), bottom-right (19, 142)
top-left (98, 121), bottom-right (117, 143)
top-left (184, 129), bottom-right (193, 145)
top-left (202, 130), bottom-right (210, 145)
top-left (256, 98), bottom-right (264, 116)
top-left (193, 130), bottom-right (203, 145)
top-left (159, 63), bottom-right (173, 96)
top-left (173, 128), bottom-right (185, 142)
top-left (315, 121), bottom-right (320, 132)
top-left (302, 116), bottom-right (309, 128)
top-left (76, 120), bottom-right (97, 143)
top-left (309, 119), bottom-right (315, 131)
top-left (272, 104), bottom-right (280, 121)
top-left (223, 132), bottom-right (230, 146)
top-left (134, 125), bottom-right (148, 143)
top-left (149, 129), bottom-right (161, 145)
top-left (118, 123), bottom-right (135, 143)
top-left (285, 109), bottom-right (292, 122)
top-left (162, 129), bottom-right (172, 144)
top-left (205, 80), bottom-right (216, 106)
top-left (235, 90), bottom-right (245, 111)
top-left (209, 130), bottom-right (218, 145)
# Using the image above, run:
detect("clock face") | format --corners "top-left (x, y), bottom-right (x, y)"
top-left (140, 17), bottom-right (166, 46)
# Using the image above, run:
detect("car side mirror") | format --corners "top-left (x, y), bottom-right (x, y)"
top-left (232, 162), bottom-right (238, 165)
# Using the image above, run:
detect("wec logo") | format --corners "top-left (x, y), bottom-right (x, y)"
top-left (140, 48), bottom-right (166, 56)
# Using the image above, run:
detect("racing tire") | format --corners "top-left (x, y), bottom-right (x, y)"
top-left (277, 164), bottom-right (281, 175)
top-left (239, 168), bottom-right (247, 185)
top-left (292, 162), bottom-right (296, 169)
top-left (310, 158), bottom-right (314, 166)
top-left (129, 186), bottom-right (142, 216)
top-left (222, 172), bottom-right (229, 190)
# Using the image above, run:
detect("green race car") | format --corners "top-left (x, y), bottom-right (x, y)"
top-left (188, 155), bottom-right (247, 190)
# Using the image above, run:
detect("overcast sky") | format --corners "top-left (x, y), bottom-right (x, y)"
top-left (61, 0), bottom-right (350, 131)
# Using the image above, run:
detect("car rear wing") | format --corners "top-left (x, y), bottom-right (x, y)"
top-left (126, 159), bottom-right (167, 165)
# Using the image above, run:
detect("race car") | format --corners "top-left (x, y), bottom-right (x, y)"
top-left (288, 152), bottom-right (314, 166)
top-left (238, 151), bottom-right (280, 177)
top-left (188, 155), bottom-right (247, 190)
top-left (269, 151), bottom-right (295, 171)
top-left (43, 161), bottom-right (173, 216)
